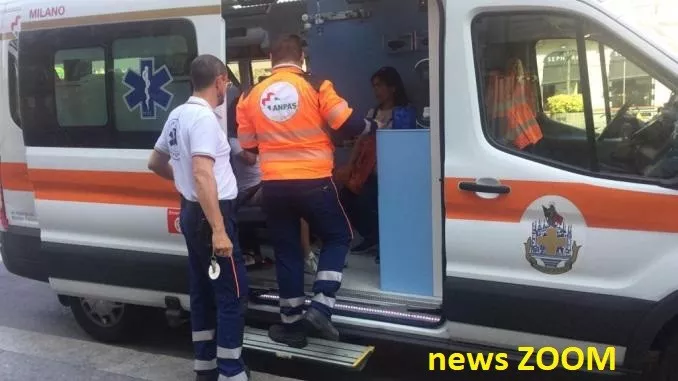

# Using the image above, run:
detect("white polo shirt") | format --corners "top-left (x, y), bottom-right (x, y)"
top-left (154, 96), bottom-right (238, 202)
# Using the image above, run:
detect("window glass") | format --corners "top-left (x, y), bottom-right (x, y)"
top-left (537, 39), bottom-right (585, 130)
top-left (473, 13), bottom-right (678, 180)
top-left (589, 45), bottom-right (676, 178)
top-left (54, 47), bottom-right (107, 126)
top-left (113, 35), bottom-right (191, 131)
top-left (54, 64), bottom-right (65, 80)
top-left (227, 62), bottom-right (241, 84)
top-left (252, 60), bottom-right (271, 84)
top-left (606, 50), bottom-right (671, 122)
top-left (19, 19), bottom-right (197, 149)
top-left (8, 43), bottom-right (20, 127)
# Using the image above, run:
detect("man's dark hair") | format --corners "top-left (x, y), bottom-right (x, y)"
top-left (270, 34), bottom-right (305, 66)
top-left (189, 54), bottom-right (227, 91)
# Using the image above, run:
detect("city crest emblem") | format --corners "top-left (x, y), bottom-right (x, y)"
top-left (524, 203), bottom-right (582, 275)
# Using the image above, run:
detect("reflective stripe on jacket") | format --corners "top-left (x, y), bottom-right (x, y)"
top-left (485, 67), bottom-right (543, 150)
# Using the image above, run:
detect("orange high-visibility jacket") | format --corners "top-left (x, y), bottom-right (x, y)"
top-left (485, 65), bottom-right (543, 150)
top-left (236, 66), bottom-right (353, 181)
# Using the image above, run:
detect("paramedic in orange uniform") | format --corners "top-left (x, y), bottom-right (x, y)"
top-left (236, 34), bottom-right (379, 348)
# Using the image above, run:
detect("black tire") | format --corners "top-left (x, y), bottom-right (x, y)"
top-left (69, 297), bottom-right (143, 343)
top-left (657, 329), bottom-right (678, 381)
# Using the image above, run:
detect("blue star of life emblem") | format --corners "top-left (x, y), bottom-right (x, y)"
top-left (122, 58), bottom-right (174, 120)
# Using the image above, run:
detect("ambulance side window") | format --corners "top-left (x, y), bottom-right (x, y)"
top-left (54, 47), bottom-right (108, 127)
top-left (472, 13), bottom-right (678, 182)
top-left (18, 20), bottom-right (197, 149)
top-left (7, 47), bottom-right (20, 127)
top-left (112, 35), bottom-right (192, 132)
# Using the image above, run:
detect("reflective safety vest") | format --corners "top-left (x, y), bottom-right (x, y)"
top-left (236, 65), bottom-right (353, 181)
top-left (485, 62), bottom-right (543, 150)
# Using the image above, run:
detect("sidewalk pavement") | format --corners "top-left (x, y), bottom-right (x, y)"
top-left (0, 325), bottom-right (300, 381)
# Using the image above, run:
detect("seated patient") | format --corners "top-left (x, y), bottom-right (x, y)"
top-left (336, 66), bottom-right (412, 263)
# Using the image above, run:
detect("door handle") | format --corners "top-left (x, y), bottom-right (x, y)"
top-left (458, 181), bottom-right (510, 194)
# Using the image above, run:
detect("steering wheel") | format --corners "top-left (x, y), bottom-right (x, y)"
top-left (597, 102), bottom-right (631, 142)
top-left (627, 113), bottom-right (661, 144)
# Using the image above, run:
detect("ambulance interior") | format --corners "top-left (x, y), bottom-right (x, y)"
top-left (222, 0), bottom-right (441, 308)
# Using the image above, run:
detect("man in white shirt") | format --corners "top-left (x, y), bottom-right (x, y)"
top-left (147, 54), bottom-right (249, 381)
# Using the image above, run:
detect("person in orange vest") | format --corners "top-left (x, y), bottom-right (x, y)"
top-left (222, 93), bottom-right (318, 274)
top-left (236, 34), bottom-right (379, 348)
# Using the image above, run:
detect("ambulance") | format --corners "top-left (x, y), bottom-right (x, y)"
top-left (2, 0), bottom-right (678, 378)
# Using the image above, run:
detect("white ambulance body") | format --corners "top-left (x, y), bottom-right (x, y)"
top-left (2, 0), bottom-right (678, 377)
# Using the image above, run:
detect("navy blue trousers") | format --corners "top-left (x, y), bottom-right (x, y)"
top-left (180, 197), bottom-right (249, 381)
top-left (262, 178), bottom-right (352, 325)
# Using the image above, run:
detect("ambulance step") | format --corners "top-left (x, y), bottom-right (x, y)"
top-left (243, 326), bottom-right (375, 370)
top-left (251, 291), bottom-right (442, 328)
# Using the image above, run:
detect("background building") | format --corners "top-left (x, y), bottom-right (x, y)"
top-left (533, 0), bottom-right (676, 130)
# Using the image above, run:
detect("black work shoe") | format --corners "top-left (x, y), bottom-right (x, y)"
top-left (304, 307), bottom-right (339, 341)
top-left (268, 323), bottom-right (308, 348)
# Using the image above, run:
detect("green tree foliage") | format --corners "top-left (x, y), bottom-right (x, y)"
top-left (546, 94), bottom-right (584, 113)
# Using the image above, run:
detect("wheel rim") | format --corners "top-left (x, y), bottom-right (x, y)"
top-left (79, 298), bottom-right (125, 328)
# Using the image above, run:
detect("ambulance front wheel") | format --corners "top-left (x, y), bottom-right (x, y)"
top-left (69, 297), bottom-right (143, 343)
